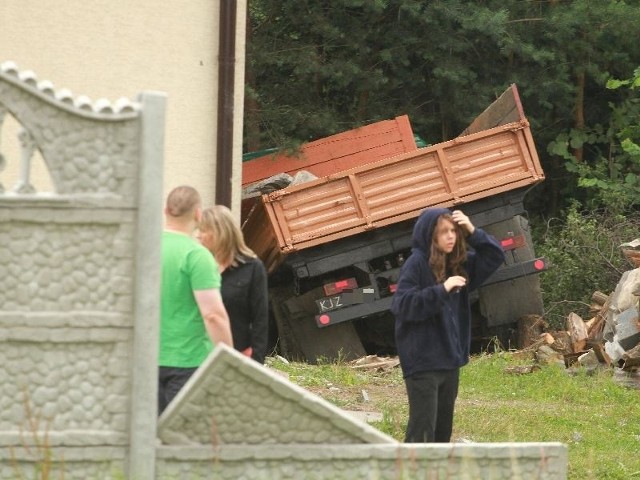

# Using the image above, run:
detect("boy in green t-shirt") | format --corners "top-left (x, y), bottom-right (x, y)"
top-left (158, 186), bottom-right (233, 415)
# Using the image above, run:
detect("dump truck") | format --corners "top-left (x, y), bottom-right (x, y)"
top-left (241, 85), bottom-right (547, 363)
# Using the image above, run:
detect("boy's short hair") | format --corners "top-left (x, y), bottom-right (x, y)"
top-left (166, 185), bottom-right (201, 218)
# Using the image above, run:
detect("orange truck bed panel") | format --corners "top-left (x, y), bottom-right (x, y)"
top-left (242, 115), bottom-right (417, 187)
top-left (244, 120), bottom-right (544, 273)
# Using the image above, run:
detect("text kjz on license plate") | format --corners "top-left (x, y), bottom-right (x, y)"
top-left (315, 288), bottom-right (375, 313)
top-left (316, 295), bottom-right (344, 313)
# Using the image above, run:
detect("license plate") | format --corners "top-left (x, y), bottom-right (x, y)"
top-left (315, 288), bottom-right (375, 313)
top-left (316, 295), bottom-right (345, 313)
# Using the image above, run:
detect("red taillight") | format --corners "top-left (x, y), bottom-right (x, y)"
top-left (500, 234), bottom-right (526, 251)
top-left (534, 259), bottom-right (545, 270)
top-left (389, 284), bottom-right (398, 293)
top-left (323, 277), bottom-right (358, 296)
top-left (318, 314), bottom-right (331, 325)
top-left (501, 238), bottom-right (514, 248)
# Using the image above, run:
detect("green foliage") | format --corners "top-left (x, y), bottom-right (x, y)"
top-left (550, 66), bottom-right (640, 213)
top-left (533, 203), bottom-right (640, 328)
top-left (371, 403), bottom-right (407, 440)
top-left (246, 0), bottom-right (640, 219)
top-left (458, 353), bottom-right (640, 480)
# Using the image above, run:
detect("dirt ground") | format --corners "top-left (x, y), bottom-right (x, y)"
top-left (300, 364), bottom-right (406, 413)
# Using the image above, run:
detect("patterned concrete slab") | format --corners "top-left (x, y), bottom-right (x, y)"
top-left (157, 343), bottom-right (396, 446)
top-left (156, 443), bottom-right (569, 480)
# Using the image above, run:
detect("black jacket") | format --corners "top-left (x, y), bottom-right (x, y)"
top-left (391, 208), bottom-right (504, 377)
top-left (221, 255), bottom-right (269, 363)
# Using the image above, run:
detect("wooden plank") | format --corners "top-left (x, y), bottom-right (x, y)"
top-left (566, 312), bottom-right (588, 352)
top-left (521, 124), bottom-right (545, 179)
top-left (460, 84), bottom-right (525, 136)
top-left (241, 115), bottom-right (417, 186)
top-left (396, 114), bottom-right (418, 151)
top-left (346, 174), bottom-right (372, 228)
top-left (436, 147), bottom-right (458, 201)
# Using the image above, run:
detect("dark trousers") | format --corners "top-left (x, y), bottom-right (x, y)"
top-left (404, 368), bottom-right (460, 443)
top-left (158, 366), bottom-right (198, 415)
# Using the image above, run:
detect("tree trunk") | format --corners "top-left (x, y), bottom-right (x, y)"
top-left (243, 11), bottom-right (262, 152)
top-left (573, 71), bottom-right (585, 162)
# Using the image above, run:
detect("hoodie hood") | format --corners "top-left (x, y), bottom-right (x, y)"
top-left (412, 207), bottom-right (451, 257)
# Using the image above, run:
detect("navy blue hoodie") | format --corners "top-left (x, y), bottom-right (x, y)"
top-left (391, 208), bottom-right (505, 378)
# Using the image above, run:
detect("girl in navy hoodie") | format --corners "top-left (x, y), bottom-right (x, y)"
top-left (391, 208), bottom-right (504, 442)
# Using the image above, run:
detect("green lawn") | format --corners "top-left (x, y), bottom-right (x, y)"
top-left (269, 351), bottom-right (640, 480)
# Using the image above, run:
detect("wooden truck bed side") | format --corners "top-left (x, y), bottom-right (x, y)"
top-left (241, 115), bottom-right (417, 187)
top-left (460, 84), bottom-right (526, 136)
top-left (244, 120), bottom-right (544, 273)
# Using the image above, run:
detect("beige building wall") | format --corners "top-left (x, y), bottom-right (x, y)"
top-left (0, 0), bottom-right (246, 210)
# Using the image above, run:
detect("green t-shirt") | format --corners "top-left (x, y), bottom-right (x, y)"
top-left (160, 231), bottom-right (221, 367)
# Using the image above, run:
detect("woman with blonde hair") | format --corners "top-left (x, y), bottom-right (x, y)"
top-left (197, 205), bottom-right (269, 363)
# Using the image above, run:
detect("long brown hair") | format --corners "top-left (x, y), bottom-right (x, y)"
top-left (199, 205), bottom-right (257, 267)
top-left (429, 214), bottom-right (467, 283)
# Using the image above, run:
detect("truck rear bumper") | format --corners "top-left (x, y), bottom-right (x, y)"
top-left (483, 257), bottom-right (548, 286)
top-left (314, 257), bottom-right (548, 329)
top-left (315, 296), bottom-right (393, 328)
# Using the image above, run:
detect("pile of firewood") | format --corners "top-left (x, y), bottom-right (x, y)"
top-left (513, 268), bottom-right (640, 377)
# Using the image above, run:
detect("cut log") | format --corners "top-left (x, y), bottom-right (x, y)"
top-left (622, 247), bottom-right (640, 268)
top-left (621, 343), bottom-right (640, 370)
top-left (591, 290), bottom-right (609, 306)
top-left (535, 345), bottom-right (564, 365)
top-left (541, 332), bottom-right (555, 345)
top-left (517, 314), bottom-right (548, 349)
top-left (589, 293), bottom-right (611, 342)
top-left (566, 312), bottom-right (588, 352)
top-left (549, 331), bottom-right (573, 355)
top-left (588, 342), bottom-right (612, 366)
top-left (511, 332), bottom-right (555, 361)
top-left (563, 350), bottom-right (590, 368)
top-left (589, 291), bottom-right (609, 316)
top-left (577, 350), bottom-right (600, 367)
top-left (584, 317), bottom-right (597, 331)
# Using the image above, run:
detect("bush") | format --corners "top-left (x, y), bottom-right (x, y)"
top-left (532, 203), bottom-right (640, 329)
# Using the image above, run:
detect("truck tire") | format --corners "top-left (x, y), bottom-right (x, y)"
top-left (269, 286), bottom-right (306, 361)
top-left (478, 215), bottom-right (545, 348)
top-left (269, 286), bottom-right (366, 364)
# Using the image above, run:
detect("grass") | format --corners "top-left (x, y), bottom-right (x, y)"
top-left (267, 351), bottom-right (640, 480)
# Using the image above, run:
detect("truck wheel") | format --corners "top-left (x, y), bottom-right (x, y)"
top-left (269, 286), bottom-right (306, 361)
top-left (270, 286), bottom-right (366, 364)
top-left (478, 215), bottom-right (545, 345)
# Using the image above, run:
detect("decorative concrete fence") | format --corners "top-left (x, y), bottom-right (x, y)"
top-left (0, 63), bottom-right (568, 480)
top-left (156, 344), bottom-right (568, 480)
top-left (0, 61), bottom-right (165, 479)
